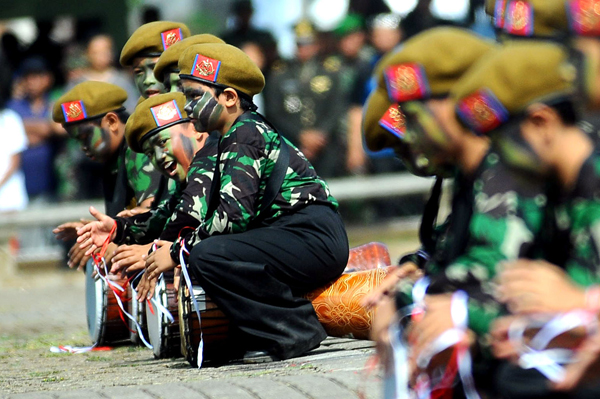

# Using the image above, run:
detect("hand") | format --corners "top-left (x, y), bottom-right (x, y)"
top-left (144, 240), bottom-right (176, 280)
top-left (553, 329), bottom-right (600, 391)
top-left (300, 129), bottom-right (327, 160)
top-left (53, 220), bottom-right (91, 241)
top-left (117, 206), bottom-right (150, 218)
top-left (76, 206), bottom-right (117, 256)
top-left (497, 259), bottom-right (586, 314)
top-left (370, 296), bottom-right (398, 374)
top-left (408, 294), bottom-right (473, 383)
top-left (490, 315), bottom-right (520, 361)
top-left (361, 262), bottom-right (421, 309)
top-left (111, 243), bottom-right (152, 276)
top-left (136, 271), bottom-right (157, 302)
top-left (174, 267), bottom-right (181, 295)
top-left (67, 241), bottom-right (92, 271)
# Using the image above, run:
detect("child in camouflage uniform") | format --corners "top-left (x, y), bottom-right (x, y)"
top-left (139, 43), bottom-right (349, 363)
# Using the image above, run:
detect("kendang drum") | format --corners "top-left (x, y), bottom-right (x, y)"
top-left (178, 274), bottom-right (232, 367)
top-left (85, 259), bottom-right (131, 345)
top-left (344, 242), bottom-right (391, 273)
top-left (128, 278), bottom-right (149, 345)
top-left (146, 271), bottom-right (181, 358)
top-left (305, 266), bottom-right (393, 340)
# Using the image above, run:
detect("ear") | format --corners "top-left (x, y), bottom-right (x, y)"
top-left (103, 112), bottom-right (121, 136)
top-left (222, 88), bottom-right (239, 108)
top-left (523, 103), bottom-right (562, 144)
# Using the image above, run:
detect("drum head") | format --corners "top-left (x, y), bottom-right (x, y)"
top-left (146, 277), bottom-right (167, 358)
top-left (85, 259), bottom-right (106, 343)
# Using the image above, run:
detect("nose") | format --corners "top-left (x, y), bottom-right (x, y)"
top-left (154, 146), bottom-right (166, 162)
top-left (184, 98), bottom-right (199, 115)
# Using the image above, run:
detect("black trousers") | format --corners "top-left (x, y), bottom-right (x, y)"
top-left (188, 204), bottom-right (349, 360)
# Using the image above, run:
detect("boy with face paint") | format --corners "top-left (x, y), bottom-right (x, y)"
top-left (448, 43), bottom-right (600, 397)
top-left (119, 21), bottom-right (190, 99)
top-left (77, 92), bottom-right (219, 264)
top-left (51, 82), bottom-right (166, 270)
top-left (139, 43), bottom-right (349, 363)
top-left (153, 34), bottom-right (225, 94)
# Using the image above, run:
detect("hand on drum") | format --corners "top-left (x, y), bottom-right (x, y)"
top-left (489, 315), bottom-right (520, 361)
top-left (137, 240), bottom-right (176, 301)
top-left (76, 206), bottom-right (117, 256)
top-left (361, 262), bottom-right (420, 309)
top-left (111, 243), bottom-right (153, 276)
top-left (553, 328), bottom-right (600, 391)
top-left (497, 259), bottom-right (586, 314)
top-left (67, 241), bottom-right (92, 271)
top-left (53, 219), bottom-right (91, 241)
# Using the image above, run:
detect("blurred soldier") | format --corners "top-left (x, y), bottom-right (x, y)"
top-left (265, 20), bottom-right (346, 178)
top-left (51, 82), bottom-right (164, 270)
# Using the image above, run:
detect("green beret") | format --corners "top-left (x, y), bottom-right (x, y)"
top-left (52, 81), bottom-right (127, 124)
top-left (334, 14), bottom-right (364, 37)
top-left (154, 34), bottom-right (225, 81)
top-left (120, 21), bottom-right (191, 67)
top-left (497, 0), bottom-right (569, 39)
top-left (125, 92), bottom-right (190, 153)
top-left (362, 87), bottom-right (401, 151)
top-left (374, 27), bottom-right (496, 101)
top-left (179, 43), bottom-right (265, 97)
top-left (451, 42), bottom-right (577, 135)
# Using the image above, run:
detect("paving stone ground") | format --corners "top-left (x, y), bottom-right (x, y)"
top-left (0, 270), bottom-right (384, 399)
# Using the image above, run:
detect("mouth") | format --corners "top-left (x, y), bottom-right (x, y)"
top-left (162, 160), bottom-right (178, 177)
top-left (146, 89), bottom-right (160, 97)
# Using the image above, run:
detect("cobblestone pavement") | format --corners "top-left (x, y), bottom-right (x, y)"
top-left (0, 271), bottom-right (384, 399)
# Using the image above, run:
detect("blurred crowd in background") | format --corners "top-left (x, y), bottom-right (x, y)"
top-left (0, 0), bottom-right (491, 220)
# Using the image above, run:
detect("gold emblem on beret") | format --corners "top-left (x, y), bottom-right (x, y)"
top-left (155, 103), bottom-right (177, 121)
top-left (165, 32), bottom-right (178, 47)
top-left (196, 59), bottom-right (215, 77)
top-left (394, 66), bottom-right (419, 96)
top-left (510, 1), bottom-right (528, 31)
top-left (388, 107), bottom-right (405, 130)
top-left (579, 1), bottom-right (600, 31)
top-left (472, 99), bottom-right (494, 124)
top-left (68, 103), bottom-right (83, 119)
top-left (310, 75), bottom-right (332, 94)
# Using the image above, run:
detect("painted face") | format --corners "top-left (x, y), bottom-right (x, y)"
top-left (399, 101), bottom-right (458, 178)
top-left (161, 67), bottom-right (182, 93)
top-left (182, 82), bottom-right (223, 133)
top-left (141, 123), bottom-right (199, 182)
top-left (490, 123), bottom-right (548, 177)
top-left (65, 120), bottom-right (113, 162)
top-left (132, 57), bottom-right (165, 98)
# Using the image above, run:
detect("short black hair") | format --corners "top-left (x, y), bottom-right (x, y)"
top-left (213, 86), bottom-right (256, 112)
top-left (549, 99), bottom-right (578, 126)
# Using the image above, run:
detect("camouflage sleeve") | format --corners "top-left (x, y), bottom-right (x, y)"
top-left (173, 127), bottom-right (277, 262)
top-left (563, 200), bottom-right (600, 287)
top-left (124, 147), bottom-right (163, 205)
top-left (114, 185), bottom-right (184, 245)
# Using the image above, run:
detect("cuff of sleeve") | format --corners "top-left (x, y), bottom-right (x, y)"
top-left (113, 217), bottom-right (127, 244)
top-left (170, 238), bottom-right (182, 264)
top-left (398, 249), bottom-right (429, 269)
top-left (467, 298), bottom-right (501, 336)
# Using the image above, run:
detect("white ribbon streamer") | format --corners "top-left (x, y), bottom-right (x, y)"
top-left (179, 240), bottom-right (204, 368)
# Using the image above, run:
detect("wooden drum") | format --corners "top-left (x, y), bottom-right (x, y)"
top-left (85, 259), bottom-right (131, 345)
top-left (146, 271), bottom-right (181, 358)
top-left (306, 266), bottom-right (393, 340)
top-left (344, 242), bottom-right (391, 273)
top-left (178, 275), bottom-right (232, 366)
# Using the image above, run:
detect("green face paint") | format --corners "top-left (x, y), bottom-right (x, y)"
top-left (399, 101), bottom-right (457, 178)
top-left (132, 57), bottom-right (166, 98)
top-left (163, 70), bottom-right (181, 93)
top-left (66, 122), bottom-right (113, 163)
top-left (185, 90), bottom-right (223, 133)
top-left (141, 125), bottom-right (198, 182)
top-left (490, 126), bottom-right (547, 177)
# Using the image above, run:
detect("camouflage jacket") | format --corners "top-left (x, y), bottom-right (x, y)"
top-left (172, 112), bottom-right (338, 261)
top-left (103, 140), bottom-right (166, 217)
top-left (397, 151), bottom-right (547, 335)
top-left (557, 153), bottom-right (600, 287)
top-left (113, 133), bottom-right (219, 245)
